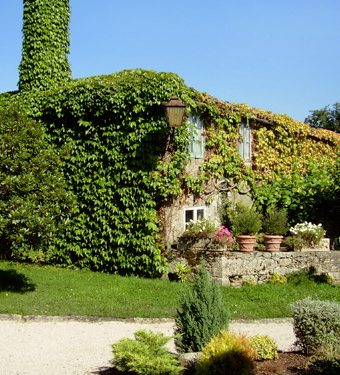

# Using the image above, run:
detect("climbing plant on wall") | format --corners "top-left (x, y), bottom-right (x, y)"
top-left (11, 70), bottom-right (202, 275)
top-left (18, 0), bottom-right (72, 92)
top-left (3, 68), bottom-right (340, 274)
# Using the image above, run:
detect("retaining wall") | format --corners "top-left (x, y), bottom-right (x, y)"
top-left (170, 238), bottom-right (340, 286)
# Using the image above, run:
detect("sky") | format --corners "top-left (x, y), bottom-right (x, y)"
top-left (1, 0), bottom-right (339, 123)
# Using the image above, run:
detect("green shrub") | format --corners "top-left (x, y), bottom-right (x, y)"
top-left (253, 162), bottom-right (334, 225)
top-left (112, 329), bottom-right (183, 375)
top-left (287, 267), bottom-right (334, 286)
top-left (196, 330), bottom-right (257, 375)
top-left (268, 273), bottom-right (287, 284)
top-left (250, 335), bottom-right (279, 360)
top-left (306, 357), bottom-right (340, 375)
top-left (262, 206), bottom-right (288, 235)
top-left (174, 261), bottom-right (230, 353)
top-left (306, 345), bottom-right (340, 375)
top-left (0, 104), bottom-right (76, 262)
top-left (283, 235), bottom-right (308, 251)
top-left (231, 207), bottom-right (262, 236)
top-left (173, 263), bottom-right (192, 282)
top-left (291, 297), bottom-right (340, 355)
top-left (286, 268), bottom-right (313, 285)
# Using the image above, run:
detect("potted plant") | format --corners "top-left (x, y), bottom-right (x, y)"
top-left (284, 221), bottom-right (326, 251)
top-left (262, 206), bottom-right (288, 252)
top-left (231, 207), bottom-right (262, 252)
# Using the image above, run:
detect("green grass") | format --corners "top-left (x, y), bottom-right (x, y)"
top-left (0, 261), bottom-right (339, 319)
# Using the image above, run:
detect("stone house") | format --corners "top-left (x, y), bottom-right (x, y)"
top-left (162, 113), bottom-right (253, 246)
top-left (161, 104), bottom-right (340, 248)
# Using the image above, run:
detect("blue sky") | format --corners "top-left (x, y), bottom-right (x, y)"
top-left (1, 0), bottom-right (339, 122)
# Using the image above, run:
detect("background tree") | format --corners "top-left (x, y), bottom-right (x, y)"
top-left (305, 102), bottom-right (340, 132)
top-left (18, 0), bottom-right (72, 92)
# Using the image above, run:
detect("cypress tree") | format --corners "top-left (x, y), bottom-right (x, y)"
top-left (175, 261), bottom-right (230, 353)
top-left (18, 0), bottom-right (72, 92)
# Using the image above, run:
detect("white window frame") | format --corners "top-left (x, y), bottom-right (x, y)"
top-left (239, 122), bottom-right (252, 163)
top-left (184, 206), bottom-right (206, 230)
top-left (187, 114), bottom-right (204, 159)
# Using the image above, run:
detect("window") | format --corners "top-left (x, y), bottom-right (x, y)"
top-left (239, 122), bottom-right (252, 163)
top-left (187, 114), bottom-right (204, 158)
top-left (184, 206), bottom-right (206, 229)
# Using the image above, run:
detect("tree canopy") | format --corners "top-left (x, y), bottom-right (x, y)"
top-left (305, 102), bottom-right (340, 133)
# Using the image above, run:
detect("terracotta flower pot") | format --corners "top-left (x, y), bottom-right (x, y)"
top-left (264, 235), bottom-right (283, 252)
top-left (236, 235), bottom-right (257, 252)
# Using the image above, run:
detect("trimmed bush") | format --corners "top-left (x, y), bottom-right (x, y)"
top-left (196, 330), bottom-right (257, 375)
top-left (250, 335), bottom-right (279, 360)
top-left (174, 261), bottom-right (230, 353)
top-left (112, 329), bottom-right (183, 375)
top-left (291, 297), bottom-right (340, 354)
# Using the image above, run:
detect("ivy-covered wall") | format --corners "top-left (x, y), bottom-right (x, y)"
top-left (2, 68), bottom-right (339, 275)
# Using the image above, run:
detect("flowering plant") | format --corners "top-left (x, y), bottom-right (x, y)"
top-left (184, 219), bottom-right (234, 249)
top-left (289, 222), bottom-right (325, 245)
top-left (213, 226), bottom-right (234, 249)
top-left (185, 218), bottom-right (218, 238)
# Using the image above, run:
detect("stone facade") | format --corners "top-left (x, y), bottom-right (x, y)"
top-left (170, 239), bottom-right (340, 286)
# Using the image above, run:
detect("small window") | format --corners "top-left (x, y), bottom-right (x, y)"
top-left (184, 206), bottom-right (206, 229)
top-left (187, 114), bottom-right (204, 158)
top-left (239, 122), bottom-right (252, 163)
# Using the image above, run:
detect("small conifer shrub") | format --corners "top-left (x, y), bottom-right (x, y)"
top-left (196, 330), bottom-right (257, 375)
top-left (174, 261), bottom-right (230, 353)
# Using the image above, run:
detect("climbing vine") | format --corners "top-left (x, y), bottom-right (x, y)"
top-left (19, 0), bottom-right (72, 92)
top-left (2, 68), bottom-right (340, 274)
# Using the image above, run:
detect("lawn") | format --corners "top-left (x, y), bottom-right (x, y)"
top-left (0, 261), bottom-right (339, 319)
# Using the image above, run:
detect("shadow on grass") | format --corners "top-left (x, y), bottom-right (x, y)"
top-left (0, 269), bottom-right (35, 293)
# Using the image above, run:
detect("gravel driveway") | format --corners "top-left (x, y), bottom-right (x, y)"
top-left (0, 315), bottom-right (297, 375)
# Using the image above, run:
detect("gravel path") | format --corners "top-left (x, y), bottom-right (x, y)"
top-left (0, 315), bottom-right (297, 375)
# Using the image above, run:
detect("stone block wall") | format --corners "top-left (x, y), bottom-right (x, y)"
top-left (170, 239), bottom-right (340, 286)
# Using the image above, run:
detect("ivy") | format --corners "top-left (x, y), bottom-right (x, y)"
top-left (2, 68), bottom-right (340, 275)
top-left (8, 70), bottom-right (203, 275)
top-left (18, 0), bottom-right (72, 92)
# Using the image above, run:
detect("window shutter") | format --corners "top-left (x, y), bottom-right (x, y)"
top-left (188, 114), bottom-right (204, 159)
top-left (239, 122), bottom-right (252, 162)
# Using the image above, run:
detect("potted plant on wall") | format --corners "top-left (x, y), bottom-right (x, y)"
top-left (262, 206), bottom-right (288, 252)
top-left (231, 207), bottom-right (262, 252)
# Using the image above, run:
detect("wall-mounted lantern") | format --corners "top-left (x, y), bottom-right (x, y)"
top-left (162, 95), bottom-right (187, 127)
